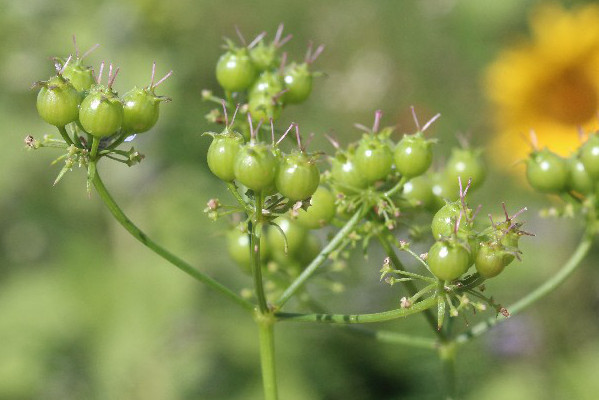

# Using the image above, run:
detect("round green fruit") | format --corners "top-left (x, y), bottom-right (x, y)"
top-left (354, 136), bottom-right (394, 184)
top-left (234, 143), bottom-right (278, 192)
top-left (525, 148), bottom-right (568, 193)
top-left (394, 132), bottom-right (433, 178)
top-left (400, 175), bottom-right (433, 208)
top-left (579, 133), bottom-right (599, 179)
top-left (445, 148), bottom-right (486, 190)
top-left (275, 152), bottom-right (320, 201)
top-left (268, 218), bottom-right (308, 260)
top-left (283, 63), bottom-right (312, 104)
top-left (122, 87), bottom-right (163, 133)
top-left (567, 156), bottom-right (594, 194)
top-left (227, 229), bottom-right (269, 272)
top-left (330, 152), bottom-right (369, 194)
top-left (36, 76), bottom-right (81, 127)
top-left (207, 132), bottom-right (243, 182)
top-left (428, 240), bottom-right (470, 281)
top-left (62, 62), bottom-right (95, 92)
top-left (79, 87), bottom-right (123, 137)
top-left (431, 201), bottom-right (466, 239)
top-left (475, 243), bottom-right (510, 278)
top-left (216, 49), bottom-right (257, 92)
top-left (295, 186), bottom-right (336, 229)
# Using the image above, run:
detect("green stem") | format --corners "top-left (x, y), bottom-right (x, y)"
top-left (57, 125), bottom-right (75, 146)
top-left (99, 149), bottom-right (132, 157)
top-left (106, 130), bottom-right (131, 150)
top-left (101, 154), bottom-right (132, 164)
top-left (455, 227), bottom-right (594, 345)
top-left (383, 176), bottom-right (407, 198)
top-left (275, 295), bottom-right (437, 324)
top-left (86, 137), bottom-right (102, 196)
top-left (342, 325), bottom-right (437, 350)
top-left (286, 290), bottom-right (437, 350)
top-left (224, 90), bottom-right (233, 104)
top-left (227, 182), bottom-right (252, 214)
top-left (378, 234), bottom-right (442, 336)
top-left (458, 273), bottom-right (486, 290)
top-left (439, 341), bottom-right (457, 400)
top-left (257, 315), bottom-right (278, 400)
top-left (90, 136), bottom-right (100, 160)
top-left (274, 204), bottom-right (368, 308)
top-left (92, 172), bottom-right (253, 311)
top-left (39, 141), bottom-right (69, 149)
top-left (251, 192), bottom-right (269, 314)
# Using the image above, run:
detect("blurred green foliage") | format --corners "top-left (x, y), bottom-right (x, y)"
top-left (3, 0), bottom-right (599, 398)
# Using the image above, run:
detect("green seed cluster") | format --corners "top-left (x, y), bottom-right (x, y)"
top-left (214, 25), bottom-right (323, 124)
top-left (36, 52), bottom-right (171, 138)
top-left (226, 218), bottom-right (339, 300)
top-left (228, 219), bottom-right (320, 270)
top-left (204, 27), bottom-right (339, 283)
top-left (206, 105), bottom-right (492, 282)
top-left (206, 122), bottom-right (322, 202)
top-left (328, 113), bottom-right (486, 212)
top-left (208, 126), bottom-right (338, 283)
top-left (427, 197), bottom-right (528, 282)
top-left (205, 28), bottom-right (515, 296)
top-left (331, 127), bottom-right (436, 194)
top-left (30, 41), bottom-right (173, 188)
top-left (525, 134), bottom-right (599, 196)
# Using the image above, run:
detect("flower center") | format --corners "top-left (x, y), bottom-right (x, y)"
top-left (537, 68), bottom-right (598, 125)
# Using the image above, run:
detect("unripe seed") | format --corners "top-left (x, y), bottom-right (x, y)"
top-left (275, 152), bottom-right (320, 201)
top-left (79, 88), bottom-right (123, 137)
top-left (36, 76), bottom-right (80, 127)
top-left (525, 148), bottom-right (568, 193)
top-left (122, 87), bottom-right (161, 133)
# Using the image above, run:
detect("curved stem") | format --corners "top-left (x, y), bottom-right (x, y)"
top-left (383, 176), bottom-right (407, 198)
top-left (57, 125), bottom-right (75, 146)
top-left (275, 295), bottom-right (437, 324)
top-left (378, 234), bottom-right (444, 337)
top-left (455, 227), bottom-right (594, 345)
top-left (274, 203), bottom-right (369, 308)
top-left (227, 182), bottom-right (252, 213)
top-left (92, 172), bottom-right (254, 311)
top-left (106, 130), bottom-right (132, 150)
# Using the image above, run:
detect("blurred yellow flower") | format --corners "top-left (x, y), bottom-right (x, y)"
top-left (485, 4), bottom-right (599, 165)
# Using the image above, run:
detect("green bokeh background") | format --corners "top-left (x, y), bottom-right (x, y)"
top-left (3, 0), bottom-right (599, 399)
